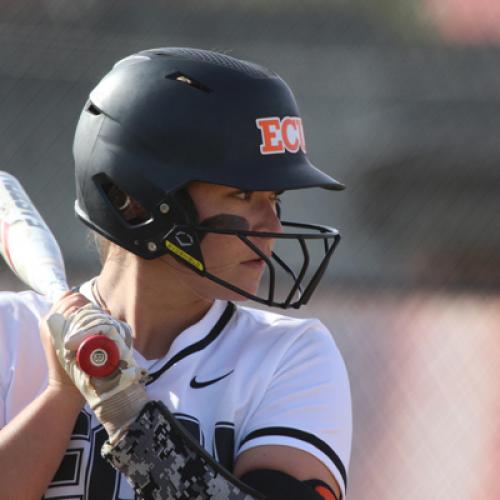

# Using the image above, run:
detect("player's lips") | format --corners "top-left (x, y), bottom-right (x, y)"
top-left (240, 247), bottom-right (272, 268)
top-left (240, 257), bottom-right (266, 269)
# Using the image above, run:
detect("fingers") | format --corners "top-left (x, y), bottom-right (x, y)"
top-left (49, 291), bottom-right (90, 318)
top-left (43, 291), bottom-right (141, 382)
top-left (41, 292), bottom-right (91, 348)
top-left (64, 319), bottom-right (120, 351)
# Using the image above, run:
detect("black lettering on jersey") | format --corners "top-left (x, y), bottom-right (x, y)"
top-left (50, 448), bottom-right (82, 487)
top-left (46, 410), bottom-right (236, 498)
top-left (213, 421), bottom-right (235, 471)
top-left (72, 410), bottom-right (91, 438)
top-left (87, 426), bottom-right (119, 499)
top-left (174, 414), bottom-right (236, 472)
top-left (174, 413), bottom-right (205, 448)
top-left (45, 409), bottom-right (121, 500)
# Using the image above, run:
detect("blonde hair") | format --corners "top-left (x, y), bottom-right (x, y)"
top-left (90, 231), bottom-right (111, 265)
top-left (90, 231), bottom-right (128, 266)
top-left (88, 184), bottom-right (149, 265)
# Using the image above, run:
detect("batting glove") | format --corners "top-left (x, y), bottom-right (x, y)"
top-left (47, 304), bottom-right (149, 443)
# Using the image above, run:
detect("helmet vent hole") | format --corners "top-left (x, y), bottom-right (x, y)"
top-left (86, 103), bottom-right (102, 116)
top-left (165, 71), bottom-right (211, 93)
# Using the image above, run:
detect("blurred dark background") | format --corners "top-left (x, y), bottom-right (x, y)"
top-left (1, 0), bottom-right (499, 290)
top-left (1, 1), bottom-right (499, 498)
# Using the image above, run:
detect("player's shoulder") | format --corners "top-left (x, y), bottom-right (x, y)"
top-left (0, 289), bottom-right (51, 323)
top-left (232, 303), bottom-right (334, 348)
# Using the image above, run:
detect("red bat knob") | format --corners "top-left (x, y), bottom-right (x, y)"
top-left (77, 335), bottom-right (120, 377)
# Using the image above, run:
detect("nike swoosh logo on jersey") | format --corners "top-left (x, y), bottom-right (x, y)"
top-left (190, 370), bottom-right (234, 389)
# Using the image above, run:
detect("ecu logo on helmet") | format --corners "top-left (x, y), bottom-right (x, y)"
top-left (256, 116), bottom-right (307, 155)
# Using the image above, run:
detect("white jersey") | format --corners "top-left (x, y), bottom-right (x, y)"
top-left (0, 282), bottom-right (352, 499)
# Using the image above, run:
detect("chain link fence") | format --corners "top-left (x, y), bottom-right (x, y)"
top-left (1, 1), bottom-right (499, 498)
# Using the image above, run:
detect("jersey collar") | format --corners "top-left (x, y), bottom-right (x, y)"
top-left (79, 279), bottom-right (235, 384)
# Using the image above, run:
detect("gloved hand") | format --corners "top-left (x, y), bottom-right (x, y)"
top-left (46, 300), bottom-right (149, 444)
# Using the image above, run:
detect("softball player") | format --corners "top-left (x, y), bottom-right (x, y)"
top-left (0, 48), bottom-right (352, 499)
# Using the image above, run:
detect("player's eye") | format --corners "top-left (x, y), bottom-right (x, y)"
top-left (232, 190), bottom-right (282, 205)
top-left (233, 190), bottom-right (253, 201)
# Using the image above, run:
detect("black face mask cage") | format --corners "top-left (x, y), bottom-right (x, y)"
top-left (189, 221), bottom-right (340, 309)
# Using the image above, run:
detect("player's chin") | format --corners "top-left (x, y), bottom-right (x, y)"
top-left (234, 272), bottom-right (266, 300)
top-left (212, 265), bottom-right (265, 302)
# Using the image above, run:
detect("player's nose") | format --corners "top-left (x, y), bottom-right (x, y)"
top-left (252, 195), bottom-right (282, 234)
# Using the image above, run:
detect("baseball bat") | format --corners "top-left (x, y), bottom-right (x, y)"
top-left (0, 171), bottom-right (119, 377)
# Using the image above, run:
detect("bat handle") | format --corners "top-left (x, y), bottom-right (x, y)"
top-left (76, 335), bottom-right (120, 377)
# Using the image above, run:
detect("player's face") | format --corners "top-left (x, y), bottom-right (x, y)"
top-left (186, 182), bottom-right (282, 301)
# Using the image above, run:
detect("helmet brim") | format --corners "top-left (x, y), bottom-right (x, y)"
top-left (187, 158), bottom-right (345, 192)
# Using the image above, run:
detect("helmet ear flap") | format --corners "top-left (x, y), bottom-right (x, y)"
top-left (173, 187), bottom-right (199, 226)
top-left (158, 186), bottom-right (206, 273)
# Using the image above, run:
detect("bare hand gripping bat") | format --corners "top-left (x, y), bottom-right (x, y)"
top-left (0, 171), bottom-right (119, 377)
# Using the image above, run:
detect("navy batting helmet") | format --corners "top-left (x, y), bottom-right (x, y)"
top-left (74, 47), bottom-right (344, 308)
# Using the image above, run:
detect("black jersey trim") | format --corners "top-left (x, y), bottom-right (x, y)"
top-left (239, 426), bottom-right (347, 490)
top-left (146, 302), bottom-right (235, 384)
